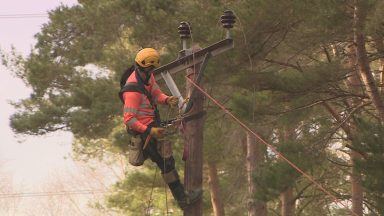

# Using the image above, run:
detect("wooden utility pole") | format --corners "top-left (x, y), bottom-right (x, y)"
top-left (184, 65), bottom-right (205, 215)
top-left (152, 12), bottom-right (236, 216)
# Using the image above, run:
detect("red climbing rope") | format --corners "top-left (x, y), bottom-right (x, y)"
top-left (186, 76), bottom-right (358, 216)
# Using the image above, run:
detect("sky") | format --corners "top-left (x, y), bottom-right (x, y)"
top-left (0, 0), bottom-right (82, 188)
top-left (0, 2), bottom-right (126, 214)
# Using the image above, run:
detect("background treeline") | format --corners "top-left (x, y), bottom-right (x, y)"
top-left (4, 0), bottom-right (384, 215)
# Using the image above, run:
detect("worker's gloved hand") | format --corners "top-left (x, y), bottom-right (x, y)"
top-left (150, 127), bottom-right (166, 138)
top-left (166, 96), bottom-right (179, 108)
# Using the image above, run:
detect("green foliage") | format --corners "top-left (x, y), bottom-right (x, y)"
top-left (109, 124), bottom-right (131, 152)
top-left (4, 0), bottom-right (384, 214)
top-left (10, 100), bottom-right (67, 135)
top-left (254, 136), bottom-right (325, 202)
top-left (107, 168), bottom-right (182, 215)
top-left (366, 0), bottom-right (384, 37)
top-left (353, 119), bottom-right (384, 215)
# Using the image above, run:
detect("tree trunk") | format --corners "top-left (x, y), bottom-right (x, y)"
top-left (280, 128), bottom-right (295, 216)
top-left (207, 162), bottom-right (225, 216)
top-left (351, 151), bottom-right (364, 216)
top-left (373, 36), bottom-right (384, 94)
top-left (281, 188), bottom-right (294, 216)
top-left (349, 9), bottom-right (368, 213)
top-left (354, 0), bottom-right (384, 121)
top-left (346, 44), bottom-right (363, 95)
top-left (323, 102), bottom-right (353, 137)
top-left (324, 103), bottom-right (364, 216)
top-left (246, 132), bottom-right (267, 216)
top-left (324, 59), bottom-right (365, 216)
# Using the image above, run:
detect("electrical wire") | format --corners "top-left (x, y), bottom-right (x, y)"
top-left (0, 189), bottom-right (106, 199)
top-left (145, 107), bottom-right (173, 215)
top-left (145, 168), bottom-right (158, 216)
top-left (0, 13), bottom-right (48, 19)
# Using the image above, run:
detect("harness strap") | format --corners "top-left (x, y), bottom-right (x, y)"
top-left (135, 71), bottom-right (161, 126)
top-left (118, 71), bottom-right (161, 126)
top-left (118, 82), bottom-right (142, 103)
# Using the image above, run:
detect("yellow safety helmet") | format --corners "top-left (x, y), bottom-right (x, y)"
top-left (135, 48), bottom-right (160, 68)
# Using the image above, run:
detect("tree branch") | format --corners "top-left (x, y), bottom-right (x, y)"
top-left (264, 58), bottom-right (303, 72)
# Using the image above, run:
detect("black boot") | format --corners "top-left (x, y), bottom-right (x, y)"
top-left (169, 181), bottom-right (202, 210)
top-left (162, 170), bottom-right (202, 210)
top-left (184, 188), bottom-right (203, 209)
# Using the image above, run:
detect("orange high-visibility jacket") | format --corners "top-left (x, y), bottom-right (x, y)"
top-left (122, 71), bottom-right (169, 133)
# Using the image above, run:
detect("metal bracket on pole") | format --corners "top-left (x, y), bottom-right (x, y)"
top-left (184, 52), bottom-right (212, 113)
top-left (153, 38), bottom-right (234, 79)
top-left (161, 71), bottom-right (187, 112)
top-left (155, 11), bottom-right (235, 116)
top-left (154, 39), bottom-right (233, 114)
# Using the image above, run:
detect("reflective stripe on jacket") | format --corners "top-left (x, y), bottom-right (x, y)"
top-left (123, 71), bottom-right (169, 133)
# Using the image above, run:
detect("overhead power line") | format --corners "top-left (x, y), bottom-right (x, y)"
top-left (0, 13), bottom-right (48, 19)
top-left (0, 189), bottom-right (107, 199)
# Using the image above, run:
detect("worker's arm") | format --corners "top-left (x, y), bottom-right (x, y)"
top-left (123, 91), bottom-right (150, 134)
top-left (150, 74), bottom-right (169, 105)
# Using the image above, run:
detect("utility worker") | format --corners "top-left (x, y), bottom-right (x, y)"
top-left (119, 48), bottom-right (202, 209)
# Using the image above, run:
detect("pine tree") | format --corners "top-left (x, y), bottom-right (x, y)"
top-left (4, 0), bottom-right (384, 215)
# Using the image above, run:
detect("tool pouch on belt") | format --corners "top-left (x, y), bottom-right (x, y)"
top-left (157, 139), bottom-right (173, 159)
top-left (128, 136), bottom-right (145, 166)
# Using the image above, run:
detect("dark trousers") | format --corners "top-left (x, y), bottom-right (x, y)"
top-left (140, 135), bottom-right (184, 195)
top-left (141, 135), bottom-right (176, 174)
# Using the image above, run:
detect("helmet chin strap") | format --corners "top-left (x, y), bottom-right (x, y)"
top-left (135, 63), bottom-right (153, 84)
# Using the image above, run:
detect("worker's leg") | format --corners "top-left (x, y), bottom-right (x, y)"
top-left (142, 137), bottom-right (175, 173)
top-left (143, 137), bottom-right (201, 209)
